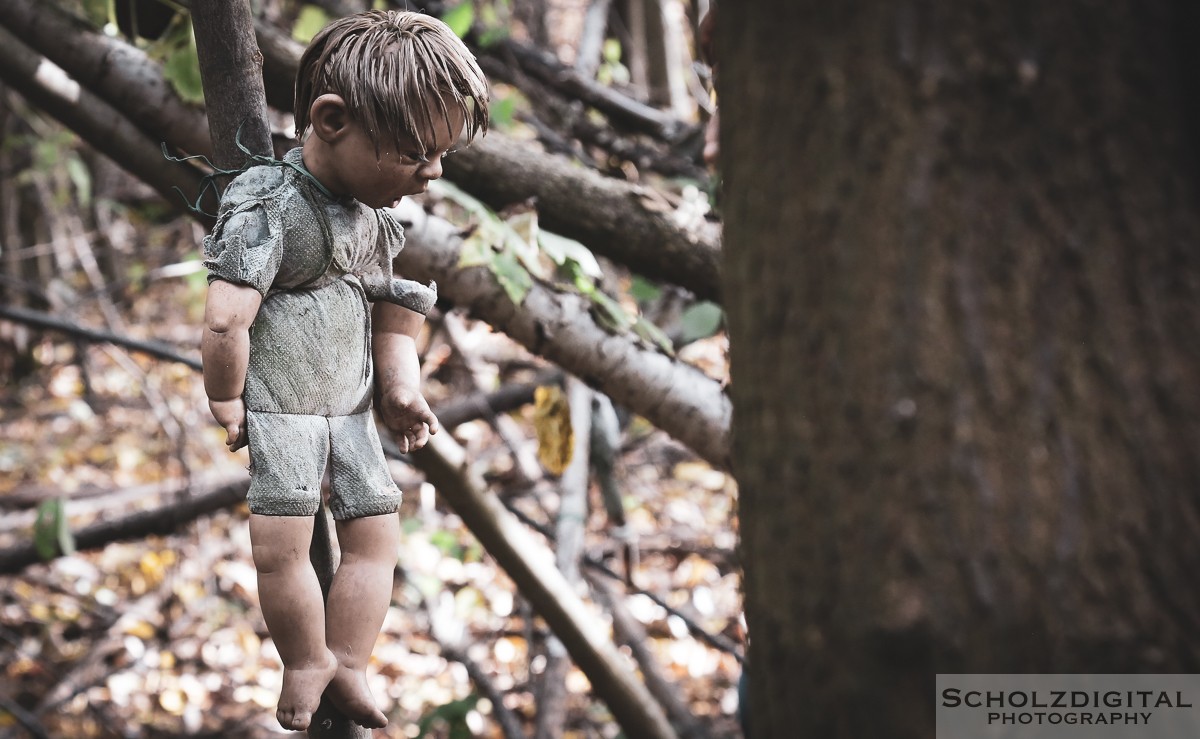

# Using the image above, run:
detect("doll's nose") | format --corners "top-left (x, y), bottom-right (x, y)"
top-left (417, 156), bottom-right (443, 181)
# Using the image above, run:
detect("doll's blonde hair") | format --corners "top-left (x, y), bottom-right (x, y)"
top-left (294, 10), bottom-right (489, 155)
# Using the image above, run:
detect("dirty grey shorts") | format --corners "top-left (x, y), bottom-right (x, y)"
top-left (244, 409), bottom-right (402, 520)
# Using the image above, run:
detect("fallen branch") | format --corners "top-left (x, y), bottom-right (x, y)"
top-left (0, 479), bottom-right (248, 575)
top-left (434, 370), bottom-right (560, 430)
top-left (591, 574), bottom-right (712, 739)
top-left (0, 305), bottom-right (202, 370)
top-left (0, 0), bottom-right (213, 158)
top-left (502, 503), bottom-right (745, 662)
top-left (394, 199), bottom-right (731, 469)
top-left (0, 5), bottom-right (732, 467)
top-left (412, 431), bottom-right (677, 739)
top-left (0, 23), bottom-right (208, 225)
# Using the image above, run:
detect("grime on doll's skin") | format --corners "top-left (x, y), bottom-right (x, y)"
top-left (200, 11), bottom-right (489, 731)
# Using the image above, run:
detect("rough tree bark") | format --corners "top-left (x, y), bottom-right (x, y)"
top-left (723, 1), bottom-right (1200, 737)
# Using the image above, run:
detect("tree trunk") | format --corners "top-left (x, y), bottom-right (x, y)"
top-left (722, 1), bottom-right (1200, 737)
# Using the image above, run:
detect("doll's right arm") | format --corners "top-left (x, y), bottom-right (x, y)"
top-left (202, 279), bottom-right (262, 451)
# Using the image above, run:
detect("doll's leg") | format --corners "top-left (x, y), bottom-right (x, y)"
top-left (323, 513), bottom-right (398, 729)
top-left (249, 514), bottom-right (338, 731)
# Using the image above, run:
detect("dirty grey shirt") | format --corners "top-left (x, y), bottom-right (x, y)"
top-left (203, 147), bottom-right (432, 417)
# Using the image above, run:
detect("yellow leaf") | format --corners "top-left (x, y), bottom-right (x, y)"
top-left (533, 385), bottom-right (573, 476)
top-left (139, 549), bottom-right (176, 586)
top-left (123, 620), bottom-right (156, 640)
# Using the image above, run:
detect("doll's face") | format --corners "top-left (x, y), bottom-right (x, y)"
top-left (307, 94), bottom-right (465, 209)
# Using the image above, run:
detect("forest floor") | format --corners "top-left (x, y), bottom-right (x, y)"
top-left (0, 195), bottom-right (744, 738)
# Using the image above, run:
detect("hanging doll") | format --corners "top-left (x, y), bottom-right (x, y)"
top-left (201, 11), bottom-right (489, 730)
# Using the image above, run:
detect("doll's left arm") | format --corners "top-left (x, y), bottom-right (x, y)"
top-left (373, 301), bottom-right (439, 453)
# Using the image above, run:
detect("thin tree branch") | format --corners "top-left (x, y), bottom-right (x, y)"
top-left (591, 573), bottom-right (712, 739)
top-left (0, 0), bottom-right (213, 158)
top-left (501, 503), bottom-right (745, 662)
top-left (0, 480), bottom-right (248, 575)
top-left (534, 378), bottom-right (593, 738)
top-left (0, 305), bottom-right (202, 370)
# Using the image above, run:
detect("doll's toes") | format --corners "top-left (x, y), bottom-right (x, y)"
top-left (276, 706), bottom-right (313, 732)
top-left (276, 652), bottom-right (337, 730)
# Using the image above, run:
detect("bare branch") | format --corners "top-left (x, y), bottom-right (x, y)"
top-left (0, 23), bottom-right (207, 222)
top-left (413, 431), bottom-right (678, 739)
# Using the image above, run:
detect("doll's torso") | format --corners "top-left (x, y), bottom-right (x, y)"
top-left (204, 147), bottom-right (407, 417)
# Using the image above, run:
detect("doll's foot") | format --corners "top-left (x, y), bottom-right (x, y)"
top-left (327, 664), bottom-right (388, 728)
top-left (276, 649), bottom-right (339, 731)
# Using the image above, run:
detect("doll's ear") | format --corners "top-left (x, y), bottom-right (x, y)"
top-left (308, 94), bottom-right (351, 143)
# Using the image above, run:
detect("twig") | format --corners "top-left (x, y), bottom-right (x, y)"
top-left (411, 432), bottom-right (677, 739)
top-left (442, 311), bottom-right (543, 484)
top-left (500, 502), bottom-right (744, 663)
top-left (590, 574), bottom-right (711, 739)
top-left (0, 305), bottom-right (201, 370)
top-left (575, 0), bottom-right (616, 79)
top-left (534, 378), bottom-right (593, 739)
top-left (0, 695), bottom-right (50, 739)
top-left (435, 370), bottom-right (561, 430)
top-left (439, 640), bottom-right (527, 739)
top-left (398, 564), bottom-right (526, 739)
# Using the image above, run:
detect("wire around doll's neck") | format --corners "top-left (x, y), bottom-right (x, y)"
top-left (162, 124), bottom-right (340, 218)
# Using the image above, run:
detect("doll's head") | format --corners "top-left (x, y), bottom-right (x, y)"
top-left (294, 10), bottom-right (489, 159)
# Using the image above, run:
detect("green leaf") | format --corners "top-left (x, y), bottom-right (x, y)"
top-left (603, 38), bottom-right (622, 64)
top-left (492, 249), bottom-right (532, 305)
top-left (65, 155), bottom-right (92, 207)
top-left (633, 316), bottom-right (675, 355)
top-left (162, 23), bottom-right (204, 105)
top-left (629, 275), bottom-right (662, 303)
top-left (589, 290), bottom-right (633, 334)
top-left (417, 695), bottom-right (479, 738)
top-left (441, 2), bottom-right (474, 38)
top-left (34, 498), bottom-right (72, 561)
top-left (539, 231), bottom-right (602, 279)
top-left (429, 529), bottom-right (461, 558)
top-left (292, 5), bottom-right (330, 44)
top-left (81, 0), bottom-right (111, 28)
top-left (458, 224), bottom-right (499, 268)
top-left (490, 94), bottom-right (516, 128)
top-left (680, 301), bottom-right (724, 344)
top-left (476, 25), bottom-right (509, 48)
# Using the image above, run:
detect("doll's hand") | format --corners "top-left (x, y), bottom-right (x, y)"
top-left (209, 397), bottom-right (248, 451)
top-left (380, 387), bottom-right (439, 454)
